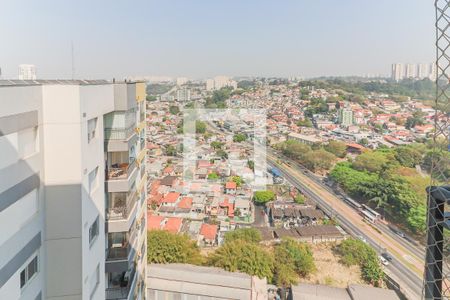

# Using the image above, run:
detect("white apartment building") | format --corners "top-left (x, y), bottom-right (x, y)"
top-left (338, 108), bottom-right (354, 126)
top-left (176, 88), bottom-right (191, 102)
top-left (205, 76), bottom-right (237, 91)
top-left (0, 79), bottom-right (147, 300)
top-left (391, 63), bottom-right (404, 81)
top-left (405, 64), bottom-right (417, 79)
top-left (18, 65), bottom-right (37, 80)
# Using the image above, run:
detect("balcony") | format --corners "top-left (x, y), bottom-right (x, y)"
top-left (107, 232), bottom-right (133, 261)
top-left (105, 126), bottom-right (135, 141)
top-left (106, 268), bottom-right (136, 300)
top-left (106, 159), bottom-right (136, 181)
top-left (106, 191), bottom-right (138, 221)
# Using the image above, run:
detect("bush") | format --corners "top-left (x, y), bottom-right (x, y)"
top-left (253, 190), bottom-right (275, 205)
top-left (224, 228), bottom-right (262, 244)
top-left (147, 230), bottom-right (203, 265)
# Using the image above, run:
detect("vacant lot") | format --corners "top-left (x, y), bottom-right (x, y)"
top-left (304, 242), bottom-right (364, 288)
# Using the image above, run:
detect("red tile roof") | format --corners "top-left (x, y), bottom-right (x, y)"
top-left (162, 192), bottom-right (180, 203)
top-left (177, 197), bottom-right (193, 209)
top-left (200, 223), bottom-right (218, 240)
top-left (147, 214), bottom-right (164, 231)
top-left (225, 182), bottom-right (237, 189)
top-left (164, 217), bottom-right (183, 233)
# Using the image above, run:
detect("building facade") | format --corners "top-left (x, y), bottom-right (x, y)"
top-left (18, 65), bottom-right (37, 80)
top-left (0, 79), bottom-right (147, 300)
top-left (338, 108), bottom-right (354, 126)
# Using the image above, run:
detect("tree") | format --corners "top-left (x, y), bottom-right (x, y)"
top-left (147, 230), bottom-right (203, 264)
top-left (294, 194), bottom-right (305, 204)
top-left (324, 140), bottom-right (347, 158)
top-left (165, 145), bottom-right (177, 156)
top-left (216, 149), bottom-right (228, 159)
top-left (207, 172), bottom-right (220, 180)
top-left (224, 228), bottom-right (262, 244)
top-left (253, 190), bottom-right (275, 205)
top-left (335, 238), bottom-right (383, 286)
top-left (169, 105), bottom-right (180, 115)
top-left (211, 141), bottom-right (224, 150)
top-left (407, 205), bottom-right (427, 233)
top-left (207, 240), bottom-right (274, 280)
top-left (247, 160), bottom-right (255, 171)
top-left (231, 176), bottom-right (244, 187)
top-left (405, 111), bottom-right (425, 129)
top-left (281, 140), bottom-right (311, 161)
top-left (296, 118), bottom-right (313, 127)
top-left (353, 150), bottom-right (390, 173)
top-left (302, 149), bottom-right (336, 172)
top-left (394, 146), bottom-right (423, 167)
top-left (196, 121), bottom-right (207, 134)
top-left (359, 138), bottom-right (369, 146)
top-left (274, 239), bottom-right (315, 286)
top-left (233, 133), bottom-right (247, 142)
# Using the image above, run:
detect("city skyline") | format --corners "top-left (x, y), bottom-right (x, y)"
top-left (0, 0), bottom-right (435, 79)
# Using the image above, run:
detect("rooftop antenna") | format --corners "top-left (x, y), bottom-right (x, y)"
top-left (71, 41), bottom-right (75, 80)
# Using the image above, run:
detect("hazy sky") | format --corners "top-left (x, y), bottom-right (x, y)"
top-left (0, 0), bottom-right (435, 79)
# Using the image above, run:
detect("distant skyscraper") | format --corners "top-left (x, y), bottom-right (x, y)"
top-left (206, 79), bottom-right (215, 91)
top-left (429, 62), bottom-right (437, 81)
top-left (18, 64), bottom-right (36, 80)
top-left (418, 63), bottom-right (429, 79)
top-left (391, 63), bottom-right (404, 81)
top-left (338, 108), bottom-right (354, 126)
top-left (405, 64), bottom-right (417, 79)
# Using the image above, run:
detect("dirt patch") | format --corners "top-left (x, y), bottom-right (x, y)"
top-left (303, 242), bottom-right (365, 288)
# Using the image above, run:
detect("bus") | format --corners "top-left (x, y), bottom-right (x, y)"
top-left (344, 197), bottom-right (362, 211)
top-left (362, 210), bottom-right (377, 224)
top-left (362, 204), bottom-right (381, 219)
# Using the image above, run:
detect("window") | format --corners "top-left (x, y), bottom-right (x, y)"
top-left (18, 127), bottom-right (38, 158)
top-left (89, 216), bottom-right (99, 246)
top-left (88, 167), bottom-right (99, 194)
top-left (87, 117), bottom-right (98, 143)
top-left (20, 255), bottom-right (38, 289)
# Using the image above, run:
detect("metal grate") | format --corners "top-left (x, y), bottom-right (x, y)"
top-left (424, 1), bottom-right (450, 299)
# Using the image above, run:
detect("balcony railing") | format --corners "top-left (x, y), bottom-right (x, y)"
top-left (105, 126), bottom-right (135, 140)
top-left (106, 268), bottom-right (136, 300)
top-left (106, 159), bottom-right (136, 180)
top-left (107, 244), bottom-right (131, 261)
top-left (106, 191), bottom-right (138, 220)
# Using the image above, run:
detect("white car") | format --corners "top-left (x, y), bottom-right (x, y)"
top-left (379, 255), bottom-right (389, 266)
top-left (357, 235), bottom-right (367, 244)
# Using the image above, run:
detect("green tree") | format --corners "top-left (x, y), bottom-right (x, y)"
top-left (169, 105), bottom-right (180, 115)
top-left (394, 146), bottom-right (423, 167)
top-left (211, 141), bottom-right (224, 150)
top-left (231, 176), bottom-right (244, 187)
top-left (253, 190), bottom-right (276, 205)
top-left (207, 240), bottom-right (274, 280)
top-left (207, 172), bottom-right (220, 180)
top-left (407, 205), bottom-right (427, 233)
top-left (296, 118), bottom-right (313, 127)
top-left (281, 140), bottom-right (311, 161)
top-left (196, 121), bottom-right (207, 134)
top-left (216, 149), bottom-right (228, 159)
top-left (274, 239), bottom-right (315, 286)
top-left (147, 230), bottom-right (203, 264)
top-left (353, 150), bottom-right (390, 173)
top-left (302, 149), bottom-right (336, 172)
top-left (233, 133), bottom-right (247, 142)
top-left (165, 145), bottom-right (177, 156)
top-left (224, 228), bottom-right (262, 244)
top-left (324, 140), bottom-right (347, 158)
top-left (247, 160), bottom-right (255, 171)
top-left (294, 194), bottom-right (305, 204)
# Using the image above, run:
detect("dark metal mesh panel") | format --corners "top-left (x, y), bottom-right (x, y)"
top-left (424, 1), bottom-right (450, 299)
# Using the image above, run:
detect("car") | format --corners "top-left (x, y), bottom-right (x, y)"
top-left (357, 235), bottom-right (368, 244)
top-left (396, 230), bottom-right (406, 238)
top-left (379, 255), bottom-right (389, 266)
top-left (381, 252), bottom-right (393, 262)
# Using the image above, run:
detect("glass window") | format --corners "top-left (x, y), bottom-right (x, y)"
top-left (89, 216), bottom-right (99, 246)
top-left (20, 255), bottom-right (39, 289)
